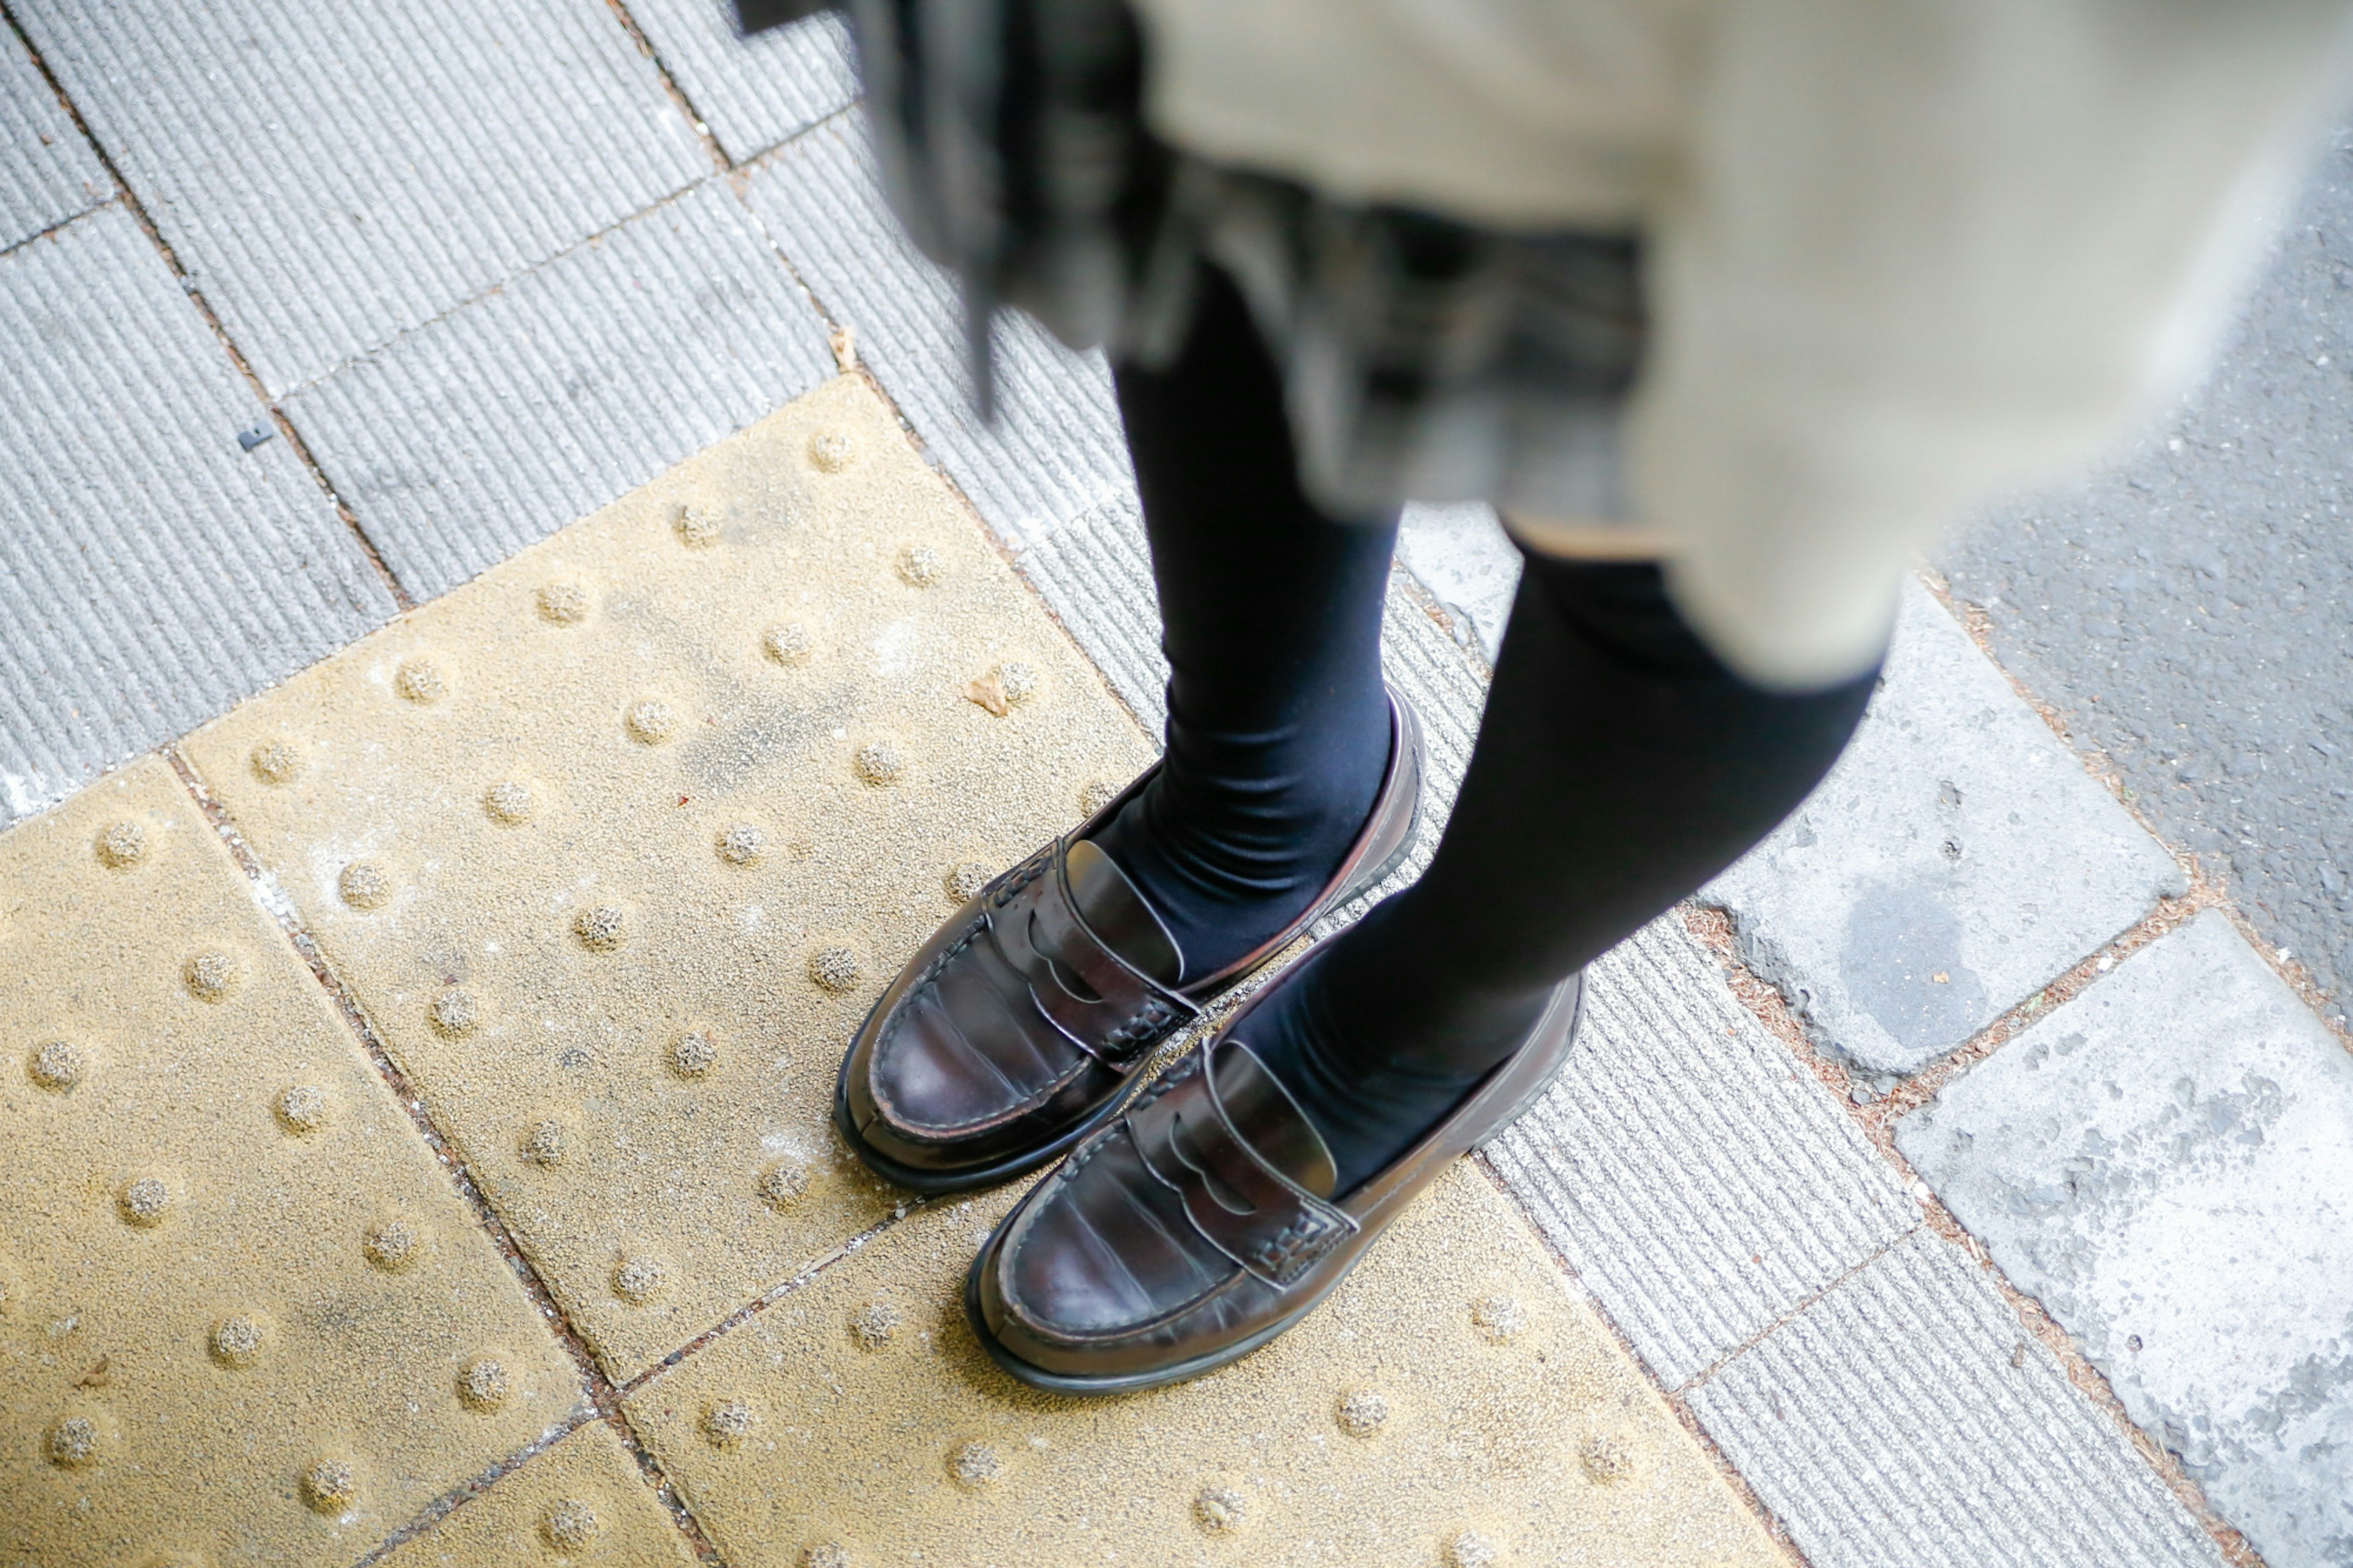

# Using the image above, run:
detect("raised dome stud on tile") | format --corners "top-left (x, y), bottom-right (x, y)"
top-left (457, 1355), bottom-right (510, 1412)
top-left (762, 623), bottom-right (812, 665)
top-left (1470, 1294), bottom-right (1527, 1344)
top-left (28, 1039), bottom-right (86, 1093)
top-left (673, 504), bottom-right (722, 548)
top-left (184, 950), bottom-right (241, 1002)
top-left (896, 544), bottom-right (945, 588)
top-left (210, 1314), bottom-right (264, 1369)
top-left (947, 1441), bottom-right (1002, 1489)
top-left (275, 1084), bottom-right (330, 1134)
top-left (848, 1299), bottom-right (900, 1349)
top-left (483, 781), bottom-right (536, 825)
top-left (338, 862), bottom-right (390, 910)
top-left (1447, 1528), bottom-right (1504, 1568)
top-left (612, 1252), bottom-right (670, 1306)
top-left (802, 1543), bottom-right (852, 1568)
top-left (94, 820), bottom-right (148, 869)
top-left (1335, 1389), bottom-right (1390, 1439)
top-left (624, 700), bottom-right (676, 745)
top-left (757, 1160), bottom-right (809, 1211)
top-left (394, 658), bottom-right (447, 705)
top-left (1578, 1431), bottom-right (1636, 1486)
top-left (944, 862), bottom-right (994, 904)
top-left (716, 822), bottom-right (765, 866)
top-left (118, 1173), bottom-right (174, 1227)
top-left (430, 987), bottom-right (481, 1037)
top-left (540, 1496), bottom-right (603, 1551)
top-left (363, 1218), bottom-right (422, 1273)
top-left (808, 946), bottom-right (860, 993)
top-left (808, 428), bottom-right (856, 472)
top-left (300, 1456), bottom-right (356, 1513)
top-left (701, 1398), bottom-right (754, 1448)
top-left (1078, 779), bottom-right (1120, 817)
top-left (536, 581), bottom-right (590, 624)
top-left (669, 1030), bottom-right (718, 1079)
top-left (575, 904), bottom-right (628, 951)
top-left (45, 1415), bottom-right (99, 1468)
top-left (518, 1118), bottom-right (569, 1168)
top-left (852, 741), bottom-right (901, 786)
top-left (249, 738), bottom-right (301, 785)
top-left (1193, 1486), bottom-right (1247, 1536)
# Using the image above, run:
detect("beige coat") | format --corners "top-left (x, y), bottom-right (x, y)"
top-left (1136, 0), bottom-right (2353, 685)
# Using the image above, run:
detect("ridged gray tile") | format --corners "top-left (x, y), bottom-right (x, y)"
top-left (1691, 1230), bottom-right (2226, 1568)
top-left (0, 207), bottom-right (394, 823)
top-left (13, 0), bottom-right (711, 394)
top-left (742, 112), bottom-right (1137, 553)
top-left (626, 0), bottom-right (857, 162)
top-left (1485, 918), bottom-right (1920, 1388)
top-left (1899, 910), bottom-right (2353, 1568)
top-left (285, 180), bottom-right (835, 599)
top-left (0, 21), bottom-right (108, 252)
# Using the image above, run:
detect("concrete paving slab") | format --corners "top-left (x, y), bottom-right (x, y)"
top-left (626, 0), bottom-right (858, 162)
top-left (0, 206), bottom-right (396, 827)
top-left (186, 376), bottom-right (1158, 1381)
top-left (379, 1418), bottom-right (695, 1567)
top-left (1486, 918), bottom-right (1920, 1390)
top-left (0, 758), bottom-right (581, 1568)
top-left (628, 1169), bottom-right (1785, 1568)
top-left (12, 0), bottom-right (711, 394)
top-left (1397, 501), bottom-right (1521, 664)
top-left (0, 23), bottom-right (108, 252)
top-left (286, 179), bottom-right (836, 600)
top-left (1896, 909), bottom-right (2353, 1568)
top-left (742, 112), bottom-right (1138, 555)
top-left (1689, 1230), bottom-right (2226, 1568)
top-left (1706, 580), bottom-right (2188, 1080)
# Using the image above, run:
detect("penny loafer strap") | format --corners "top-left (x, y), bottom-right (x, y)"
top-left (987, 839), bottom-right (1197, 1071)
top-left (1127, 1053), bottom-right (1357, 1290)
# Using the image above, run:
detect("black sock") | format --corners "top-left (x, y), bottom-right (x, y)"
top-left (1092, 268), bottom-right (1396, 983)
top-left (1238, 555), bottom-right (1882, 1191)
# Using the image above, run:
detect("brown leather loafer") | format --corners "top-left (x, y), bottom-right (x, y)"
top-left (835, 688), bottom-right (1425, 1194)
top-left (964, 961), bottom-right (1583, 1393)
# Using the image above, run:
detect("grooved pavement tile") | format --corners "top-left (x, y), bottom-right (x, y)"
top-left (627, 1170), bottom-right (1786, 1568)
top-left (626, 0), bottom-right (858, 162)
top-left (1397, 501), bottom-right (1521, 665)
top-left (1485, 918), bottom-right (1920, 1390)
top-left (0, 22), bottom-right (108, 252)
top-left (1898, 910), bottom-right (2353, 1568)
top-left (377, 1419), bottom-right (696, 1567)
top-left (0, 759), bottom-right (580, 1567)
top-left (743, 112), bottom-right (1139, 555)
top-left (186, 376), bottom-right (1158, 1380)
top-left (1688, 1231), bottom-right (2225, 1568)
top-left (0, 206), bottom-right (396, 827)
top-left (1705, 580), bottom-right (2188, 1080)
top-left (13, 0), bottom-right (711, 394)
top-left (285, 179), bottom-right (836, 600)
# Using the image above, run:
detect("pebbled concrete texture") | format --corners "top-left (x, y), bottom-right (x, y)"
top-left (0, 205), bottom-right (396, 827)
top-left (1485, 917), bottom-right (1919, 1390)
top-left (628, 1170), bottom-right (1784, 1568)
top-left (1942, 131), bottom-right (2353, 1026)
top-left (1690, 1230), bottom-right (2227, 1568)
top-left (1397, 501), bottom-right (1522, 665)
top-left (625, 0), bottom-right (857, 163)
top-left (0, 21), bottom-right (108, 252)
top-left (0, 759), bottom-right (581, 1567)
top-left (284, 178), bottom-right (836, 600)
top-left (377, 1418), bottom-right (695, 1567)
top-left (743, 112), bottom-right (1139, 555)
top-left (188, 376), bottom-right (1157, 1381)
top-left (1707, 578), bottom-right (2188, 1081)
top-left (12, 0), bottom-right (710, 395)
top-left (1897, 909), bottom-right (2353, 1568)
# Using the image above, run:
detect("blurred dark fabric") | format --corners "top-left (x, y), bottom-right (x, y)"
top-left (735, 0), bottom-right (830, 36)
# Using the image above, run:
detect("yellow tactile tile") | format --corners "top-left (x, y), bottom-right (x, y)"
top-left (184, 375), bottom-right (1158, 1381)
top-left (626, 1168), bottom-right (1787, 1568)
top-left (0, 759), bottom-right (579, 1567)
top-left (377, 1418), bottom-right (697, 1567)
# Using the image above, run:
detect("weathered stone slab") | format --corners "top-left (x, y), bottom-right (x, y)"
top-left (0, 23), bottom-right (108, 252)
top-left (1707, 580), bottom-right (2187, 1079)
top-left (1897, 909), bottom-right (2353, 1568)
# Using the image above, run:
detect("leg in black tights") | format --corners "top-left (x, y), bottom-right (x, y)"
top-left (1243, 556), bottom-right (1879, 1189)
top-left (1092, 270), bottom-right (1398, 983)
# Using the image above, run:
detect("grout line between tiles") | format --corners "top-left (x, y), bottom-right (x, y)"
top-left (602, 0), bottom-right (734, 173)
top-left (0, 2), bottom-right (415, 612)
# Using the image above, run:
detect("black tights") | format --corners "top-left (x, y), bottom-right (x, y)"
top-left (1100, 271), bottom-right (1881, 1189)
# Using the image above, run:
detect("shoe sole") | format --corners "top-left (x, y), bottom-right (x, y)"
top-left (966, 977), bottom-right (1583, 1395)
top-left (832, 772), bottom-right (1427, 1196)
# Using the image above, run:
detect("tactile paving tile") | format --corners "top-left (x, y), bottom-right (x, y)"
top-left (0, 759), bottom-right (580, 1567)
top-left (379, 1418), bottom-right (696, 1567)
top-left (12, 0), bottom-right (711, 394)
top-left (185, 374), bottom-right (1158, 1381)
top-left (0, 22), bottom-right (109, 252)
top-left (624, 0), bottom-right (858, 162)
top-left (627, 1168), bottom-right (1784, 1568)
